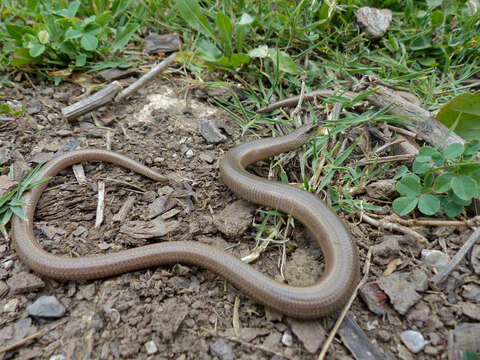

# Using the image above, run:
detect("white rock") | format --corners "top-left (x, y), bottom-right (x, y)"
top-left (50, 355), bottom-right (66, 360)
top-left (401, 330), bottom-right (428, 353)
top-left (282, 331), bottom-right (293, 346)
top-left (145, 340), bottom-right (158, 355)
top-left (421, 249), bottom-right (450, 269)
top-left (3, 298), bottom-right (19, 313)
top-left (185, 149), bottom-right (194, 158)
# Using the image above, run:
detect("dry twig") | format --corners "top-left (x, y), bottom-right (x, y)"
top-left (360, 213), bottom-right (428, 243)
top-left (0, 319), bottom-right (67, 355)
top-left (433, 227), bottom-right (480, 284)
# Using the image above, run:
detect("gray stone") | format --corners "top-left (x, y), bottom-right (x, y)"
top-left (378, 272), bottom-right (421, 315)
top-left (145, 340), bottom-right (158, 355)
top-left (422, 249), bottom-right (450, 270)
top-left (355, 7), bottom-right (392, 38)
top-left (199, 118), bottom-right (226, 144)
top-left (359, 282), bottom-right (388, 315)
top-left (406, 302), bottom-right (430, 328)
top-left (461, 302), bottom-right (480, 321)
top-left (286, 318), bottom-right (326, 354)
top-left (210, 339), bottom-right (235, 360)
top-left (7, 272), bottom-right (44, 294)
top-left (214, 200), bottom-right (255, 238)
top-left (143, 33), bottom-right (181, 53)
top-left (462, 283), bottom-right (480, 301)
top-left (400, 330), bottom-right (427, 354)
top-left (27, 296), bottom-right (66, 318)
top-left (0, 268), bottom-right (7, 280)
top-left (366, 179), bottom-right (397, 200)
top-left (371, 236), bottom-right (401, 265)
top-left (281, 331), bottom-right (293, 347)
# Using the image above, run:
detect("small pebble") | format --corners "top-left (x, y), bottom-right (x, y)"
top-left (49, 355), bottom-right (66, 360)
top-left (421, 249), bottom-right (450, 269)
top-left (210, 339), bottom-right (235, 360)
top-left (145, 340), bottom-right (158, 355)
top-left (282, 331), bottom-right (293, 346)
top-left (3, 298), bottom-right (19, 313)
top-left (3, 260), bottom-right (14, 269)
top-left (185, 149), bottom-right (194, 158)
top-left (400, 330), bottom-right (428, 354)
top-left (27, 296), bottom-right (66, 318)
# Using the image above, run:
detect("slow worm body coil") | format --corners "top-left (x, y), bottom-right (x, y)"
top-left (11, 124), bottom-right (359, 319)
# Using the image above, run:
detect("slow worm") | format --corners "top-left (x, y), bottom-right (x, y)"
top-left (11, 124), bottom-right (359, 319)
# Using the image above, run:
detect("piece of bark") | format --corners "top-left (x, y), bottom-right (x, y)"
top-left (112, 196), bottom-right (136, 223)
top-left (62, 81), bottom-right (122, 120)
top-left (366, 86), bottom-right (465, 149)
top-left (338, 315), bottom-right (386, 360)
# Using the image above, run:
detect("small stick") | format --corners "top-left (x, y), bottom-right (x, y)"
top-left (354, 154), bottom-right (416, 166)
top-left (386, 124), bottom-right (417, 138)
top-left (115, 52), bottom-right (178, 101)
top-left (62, 81), bottom-right (122, 120)
top-left (317, 248), bottom-right (372, 360)
top-left (374, 138), bottom-right (406, 155)
top-left (389, 215), bottom-right (480, 227)
top-left (433, 227), bottom-right (480, 284)
top-left (95, 181), bottom-right (105, 228)
top-left (72, 164), bottom-right (87, 185)
top-left (233, 296), bottom-right (241, 337)
top-left (257, 89), bottom-right (355, 113)
top-left (112, 196), bottom-right (136, 223)
top-left (0, 319), bottom-right (67, 355)
top-left (359, 213), bottom-right (428, 243)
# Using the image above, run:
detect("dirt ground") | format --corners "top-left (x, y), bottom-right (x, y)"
top-left (0, 75), bottom-right (479, 360)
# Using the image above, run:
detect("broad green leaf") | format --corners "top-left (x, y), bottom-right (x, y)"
top-left (236, 13), bottom-right (253, 52)
top-left (76, 53), bottom-right (87, 67)
top-left (463, 350), bottom-right (480, 360)
top-left (431, 10), bottom-right (444, 26)
top-left (65, 28), bottom-right (83, 40)
top-left (396, 174), bottom-right (421, 196)
top-left (393, 165), bottom-right (409, 180)
top-left (418, 194), bottom-right (440, 215)
top-left (112, 0), bottom-right (133, 20)
top-left (81, 34), bottom-right (98, 51)
top-left (427, 0), bottom-right (443, 8)
top-left (216, 12), bottom-right (233, 57)
top-left (267, 49), bottom-right (298, 75)
top-left (437, 92), bottom-right (480, 140)
top-left (248, 45), bottom-right (269, 58)
top-left (443, 200), bottom-right (464, 217)
top-left (176, 0), bottom-right (218, 42)
top-left (416, 146), bottom-right (439, 162)
top-left (6, 24), bottom-right (29, 43)
top-left (229, 53), bottom-right (250, 67)
top-left (424, 173), bottom-right (434, 188)
top-left (29, 43), bottom-right (45, 57)
top-left (56, 1), bottom-right (81, 18)
top-left (1, 209), bottom-right (12, 226)
top-left (196, 39), bottom-right (222, 62)
top-left (393, 196), bottom-right (418, 216)
top-left (448, 189), bottom-right (472, 206)
top-left (112, 23), bottom-right (139, 53)
top-left (434, 173), bottom-right (455, 193)
top-left (412, 159), bottom-right (431, 174)
top-left (464, 140), bottom-right (480, 156)
top-left (452, 175), bottom-right (477, 201)
top-left (442, 143), bottom-right (464, 159)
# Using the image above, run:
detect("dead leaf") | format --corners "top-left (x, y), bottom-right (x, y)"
top-left (383, 258), bottom-right (402, 277)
